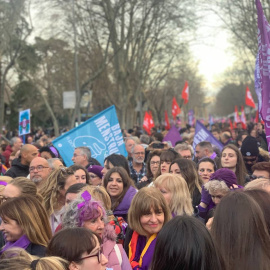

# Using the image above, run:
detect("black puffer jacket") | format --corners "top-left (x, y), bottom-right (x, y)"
top-left (5, 158), bottom-right (29, 178)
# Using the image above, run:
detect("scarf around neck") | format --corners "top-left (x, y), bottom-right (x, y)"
top-left (129, 231), bottom-right (157, 270)
top-left (0, 234), bottom-right (31, 255)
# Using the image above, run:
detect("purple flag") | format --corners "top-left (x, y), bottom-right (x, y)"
top-left (192, 120), bottom-right (224, 152)
top-left (256, 0), bottom-right (270, 151)
top-left (163, 125), bottom-right (182, 147)
top-left (188, 110), bottom-right (194, 126)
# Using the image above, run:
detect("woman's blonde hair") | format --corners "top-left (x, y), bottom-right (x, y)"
top-left (244, 178), bottom-right (270, 192)
top-left (8, 177), bottom-right (43, 203)
top-left (128, 187), bottom-right (171, 236)
top-left (0, 176), bottom-right (12, 194)
top-left (40, 167), bottom-right (74, 216)
top-left (81, 185), bottom-right (111, 210)
top-left (154, 173), bottom-right (193, 216)
top-left (0, 195), bottom-right (52, 247)
top-left (0, 248), bottom-right (68, 270)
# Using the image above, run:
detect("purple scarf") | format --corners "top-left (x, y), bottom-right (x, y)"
top-left (0, 234), bottom-right (31, 255)
top-left (131, 234), bottom-right (156, 270)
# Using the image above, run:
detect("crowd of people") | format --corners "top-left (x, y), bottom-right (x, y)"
top-left (0, 121), bottom-right (270, 269)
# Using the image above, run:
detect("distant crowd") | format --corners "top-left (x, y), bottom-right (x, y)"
top-left (0, 121), bottom-right (270, 270)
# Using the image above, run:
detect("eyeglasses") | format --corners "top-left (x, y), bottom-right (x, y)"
top-left (77, 248), bottom-right (101, 263)
top-left (29, 165), bottom-right (49, 172)
top-left (89, 174), bottom-right (98, 179)
top-left (150, 161), bottom-right (160, 165)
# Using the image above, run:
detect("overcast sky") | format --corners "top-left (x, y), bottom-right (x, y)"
top-left (191, 11), bottom-right (235, 94)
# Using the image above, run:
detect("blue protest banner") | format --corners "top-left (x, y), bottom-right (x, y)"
top-left (192, 120), bottom-right (224, 151)
top-left (19, 109), bottom-right (31, 136)
top-left (53, 106), bottom-right (127, 166)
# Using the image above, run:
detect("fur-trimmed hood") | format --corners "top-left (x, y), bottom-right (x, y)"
top-left (103, 223), bottom-right (117, 242)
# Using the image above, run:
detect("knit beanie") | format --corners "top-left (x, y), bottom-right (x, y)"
top-left (240, 136), bottom-right (259, 157)
top-left (209, 168), bottom-right (237, 188)
top-left (87, 165), bottom-right (103, 179)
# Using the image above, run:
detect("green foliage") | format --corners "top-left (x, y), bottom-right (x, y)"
top-left (17, 43), bottom-right (40, 73)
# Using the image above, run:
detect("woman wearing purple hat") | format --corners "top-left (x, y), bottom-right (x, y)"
top-left (198, 168), bottom-right (241, 223)
top-left (88, 165), bottom-right (103, 186)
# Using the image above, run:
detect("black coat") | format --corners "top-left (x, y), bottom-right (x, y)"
top-left (5, 158), bottom-right (29, 178)
top-left (26, 243), bottom-right (46, 257)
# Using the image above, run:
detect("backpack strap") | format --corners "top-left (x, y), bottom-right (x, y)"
top-left (114, 244), bottom-right (122, 265)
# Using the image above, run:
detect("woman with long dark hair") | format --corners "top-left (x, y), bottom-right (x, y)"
top-left (101, 154), bottom-right (130, 178)
top-left (221, 144), bottom-right (247, 186)
top-left (137, 150), bottom-right (161, 189)
top-left (151, 215), bottom-right (224, 270)
top-left (211, 191), bottom-right (270, 270)
top-left (170, 158), bottom-right (202, 209)
top-left (103, 167), bottom-right (137, 222)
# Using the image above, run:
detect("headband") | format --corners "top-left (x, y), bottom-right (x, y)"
top-left (49, 146), bottom-right (59, 158)
top-left (0, 181), bottom-right (7, 186)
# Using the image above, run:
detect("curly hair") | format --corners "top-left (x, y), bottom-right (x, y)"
top-left (62, 195), bottom-right (106, 229)
top-left (204, 180), bottom-right (230, 194)
top-left (40, 167), bottom-right (74, 216)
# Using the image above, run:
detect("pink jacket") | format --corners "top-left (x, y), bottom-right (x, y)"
top-left (103, 224), bottom-right (132, 270)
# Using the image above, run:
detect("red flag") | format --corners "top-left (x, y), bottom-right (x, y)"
top-left (241, 106), bottom-right (247, 129)
top-left (229, 118), bottom-right (233, 130)
top-left (143, 112), bottom-right (151, 135)
top-left (172, 97), bottom-right (181, 120)
top-left (148, 111), bottom-right (155, 129)
top-left (234, 106), bottom-right (241, 123)
top-left (255, 110), bottom-right (259, 123)
top-left (181, 81), bottom-right (189, 104)
top-left (165, 110), bottom-right (170, 130)
top-left (245, 86), bottom-right (256, 108)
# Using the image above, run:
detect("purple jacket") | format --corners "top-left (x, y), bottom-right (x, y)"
top-left (113, 186), bottom-right (137, 221)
